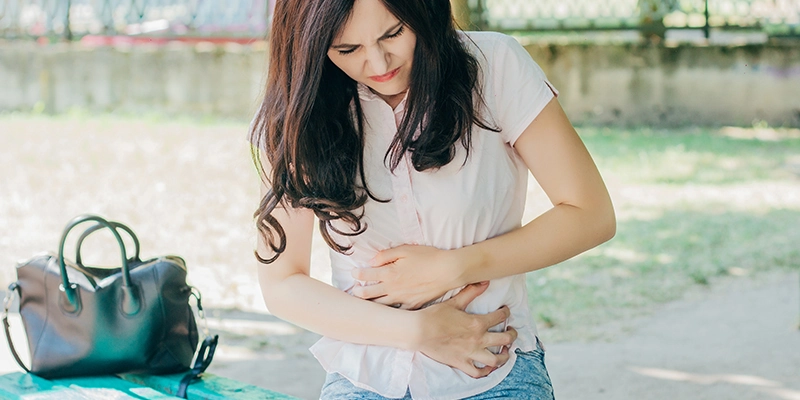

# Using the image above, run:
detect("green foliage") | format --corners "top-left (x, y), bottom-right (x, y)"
top-left (580, 126), bottom-right (800, 184)
top-left (528, 126), bottom-right (800, 341)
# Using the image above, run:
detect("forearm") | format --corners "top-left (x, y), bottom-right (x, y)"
top-left (260, 272), bottom-right (420, 350)
top-left (456, 201), bottom-right (616, 285)
top-left (455, 99), bottom-right (617, 284)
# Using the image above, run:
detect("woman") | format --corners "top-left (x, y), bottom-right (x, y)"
top-left (249, 0), bottom-right (615, 398)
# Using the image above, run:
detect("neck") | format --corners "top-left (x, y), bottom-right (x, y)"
top-left (376, 89), bottom-right (408, 110)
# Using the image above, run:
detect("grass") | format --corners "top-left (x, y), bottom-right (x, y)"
top-left (1, 114), bottom-right (798, 343)
top-left (526, 126), bottom-right (800, 341)
top-left (582, 126), bottom-right (800, 184)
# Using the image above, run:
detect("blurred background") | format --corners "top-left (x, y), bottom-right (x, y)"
top-left (0, 1), bottom-right (799, 399)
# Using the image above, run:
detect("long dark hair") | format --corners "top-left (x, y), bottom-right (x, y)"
top-left (250, 0), bottom-right (498, 264)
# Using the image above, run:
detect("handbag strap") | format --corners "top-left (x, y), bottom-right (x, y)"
top-left (2, 283), bottom-right (31, 373)
top-left (177, 290), bottom-right (219, 399)
top-left (176, 334), bottom-right (219, 398)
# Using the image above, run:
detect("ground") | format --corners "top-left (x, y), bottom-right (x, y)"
top-left (1, 115), bottom-right (799, 399)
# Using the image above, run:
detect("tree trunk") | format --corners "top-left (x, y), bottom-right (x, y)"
top-left (638, 0), bottom-right (679, 41)
top-left (450, 0), bottom-right (472, 30)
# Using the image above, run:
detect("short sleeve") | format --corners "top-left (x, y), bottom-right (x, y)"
top-left (487, 34), bottom-right (558, 146)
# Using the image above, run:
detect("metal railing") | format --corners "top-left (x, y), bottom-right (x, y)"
top-left (1, 0), bottom-right (798, 40)
top-left (475, 0), bottom-right (800, 36)
top-left (0, 0), bottom-right (271, 40)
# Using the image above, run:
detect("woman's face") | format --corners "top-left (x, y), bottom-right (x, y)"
top-left (327, 0), bottom-right (416, 103)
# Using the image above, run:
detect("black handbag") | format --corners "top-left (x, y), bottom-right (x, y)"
top-left (2, 214), bottom-right (218, 397)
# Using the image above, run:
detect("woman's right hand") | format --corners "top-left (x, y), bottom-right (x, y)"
top-left (413, 281), bottom-right (518, 378)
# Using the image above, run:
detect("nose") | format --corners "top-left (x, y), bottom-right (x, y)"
top-left (365, 43), bottom-right (390, 76)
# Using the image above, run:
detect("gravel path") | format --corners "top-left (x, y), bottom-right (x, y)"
top-left (547, 271), bottom-right (800, 400)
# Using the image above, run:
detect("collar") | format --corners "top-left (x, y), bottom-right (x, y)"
top-left (357, 83), bottom-right (380, 102)
top-left (356, 83), bottom-right (409, 113)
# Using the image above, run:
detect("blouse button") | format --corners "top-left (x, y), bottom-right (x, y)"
top-left (400, 194), bottom-right (409, 203)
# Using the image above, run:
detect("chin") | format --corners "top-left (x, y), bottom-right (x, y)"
top-left (367, 82), bottom-right (408, 97)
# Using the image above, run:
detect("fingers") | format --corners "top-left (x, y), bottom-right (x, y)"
top-left (458, 361), bottom-right (496, 379)
top-left (370, 297), bottom-right (397, 307)
top-left (351, 266), bottom-right (384, 282)
top-left (369, 247), bottom-right (405, 267)
top-left (471, 346), bottom-right (511, 370)
top-left (351, 286), bottom-right (421, 310)
top-left (482, 305), bottom-right (511, 328)
top-left (449, 281), bottom-right (490, 310)
top-left (350, 283), bottom-right (387, 300)
top-left (506, 326), bottom-right (518, 343)
top-left (373, 297), bottom-right (425, 310)
top-left (483, 328), bottom-right (517, 350)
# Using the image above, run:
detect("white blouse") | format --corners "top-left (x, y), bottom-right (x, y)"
top-left (309, 31), bottom-right (558, 400)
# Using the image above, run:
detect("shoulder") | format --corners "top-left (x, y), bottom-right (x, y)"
top-left (457, 31), bottom-right (526, 63)
top-left (459, 32), bottom-right (557, 145)
top-left (457, 31), bottom-right (542, 86)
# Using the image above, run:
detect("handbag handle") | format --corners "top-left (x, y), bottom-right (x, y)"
top-left (58, 214), bottom-right (140, 315)
top-left (75, 221), bottom-right (141, 266)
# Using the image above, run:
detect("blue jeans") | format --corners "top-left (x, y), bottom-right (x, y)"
top-left (319, 341), bottom-right (555, 400)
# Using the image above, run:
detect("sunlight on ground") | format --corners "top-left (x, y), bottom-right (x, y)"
top-left (630, 366), bottom-right (781, 387)
top-left (616, 183), bottom-right (800, 216)
top-left (630, 366), bottom-right (800, 400)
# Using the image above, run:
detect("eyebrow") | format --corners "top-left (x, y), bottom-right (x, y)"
top-left (331, 22), bottom-right (403, 50)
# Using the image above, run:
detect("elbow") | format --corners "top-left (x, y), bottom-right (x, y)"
top-left (261, 289), bottom-right (283, 315)
top-left (565, 199), bottom-right (617, 247)
top-left (259, 286), bottom-right (283, 317)
top-left (260, 282), bottom-right (294, 319)
top-left (261, 286), bottom-right (297, 322)
top-left (581, 198), bottom-right (616, 246)
top-left (257, 269), bottom-right (299, 318)
top-left (598, 204), bottom-right (617, 244)
top-left (602, 216), bottom-right (616, 244)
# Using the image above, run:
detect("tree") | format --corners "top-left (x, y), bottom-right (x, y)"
top-left (451, 0), bottom-right (476, 30)
top-left (638, 0), bottom-right (680, 40)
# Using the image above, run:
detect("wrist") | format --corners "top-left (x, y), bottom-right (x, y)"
top-left (452, 244), bottom-right (487, 286)
top-left (399, 308), bottom-right (427, 351)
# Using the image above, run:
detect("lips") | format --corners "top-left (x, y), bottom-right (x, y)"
top-left (369, 67), bottom-right (401, 83)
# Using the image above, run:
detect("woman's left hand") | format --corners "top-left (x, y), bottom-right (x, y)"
top-left (350, 245), bottom-right (467, 310)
